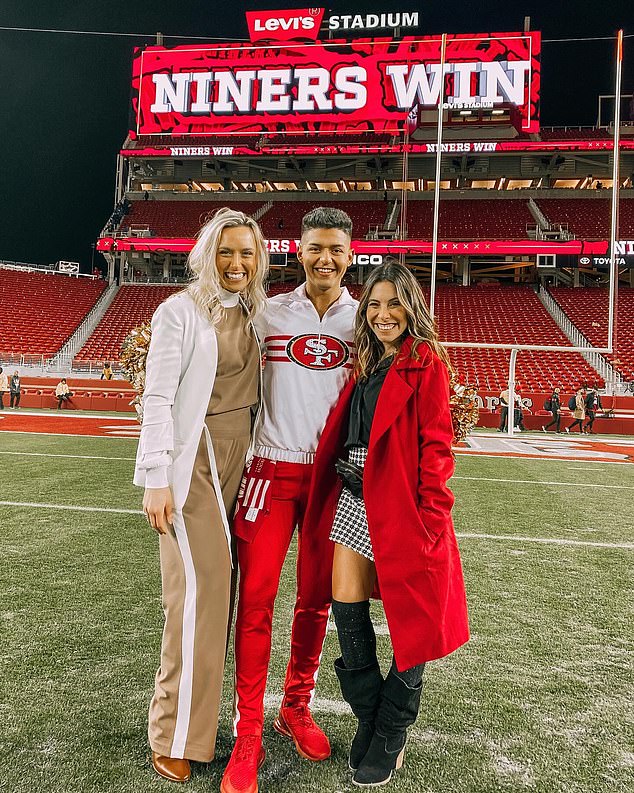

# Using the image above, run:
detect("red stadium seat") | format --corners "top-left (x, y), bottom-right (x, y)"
top-left (0, 269), bottom-right (105, 358)
top-left (74, 284), bottom-right (181, 365)
top-left (549, 287), bottom-right (634, 381)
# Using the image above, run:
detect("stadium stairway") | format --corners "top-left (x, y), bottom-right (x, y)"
top-left (548, 287), bottom-right (634, 382)
top-left (431, 284), bottom-right (603, 392)
top-left (74, 284), bottom-right (181, 368)
top-left (0, 267), bottom-right (106, 361)
top-left (537, 287), bottom-right (622, 387)
top-left (48, 283), bottom-right (119, 371)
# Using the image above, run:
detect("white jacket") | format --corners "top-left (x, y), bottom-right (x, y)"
top-left (133, 290), bottom-right (261, 557)
top-left (253, 284), bottom-right (358, 464)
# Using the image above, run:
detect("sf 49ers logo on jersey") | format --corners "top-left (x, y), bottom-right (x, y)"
top-left (287, 334), bottom-right (350, 370)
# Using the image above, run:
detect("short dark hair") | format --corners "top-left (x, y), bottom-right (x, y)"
top-left (301, 206), bottom-right (353, 238)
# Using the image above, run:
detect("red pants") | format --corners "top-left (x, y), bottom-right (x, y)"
top-left (233, 461), bottom-right (331, 736)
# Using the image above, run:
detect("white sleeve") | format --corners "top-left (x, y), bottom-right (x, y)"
top-left (135, 300), bottom-right (183, 480)
top-left (253, 303), bottom-right (271, 351)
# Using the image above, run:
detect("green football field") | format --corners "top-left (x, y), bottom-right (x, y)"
top-left (1, 430), bottom-right (632, 793)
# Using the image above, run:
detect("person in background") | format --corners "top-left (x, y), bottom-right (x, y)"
top-left (55, 379), bottom-right (73, 409)
top-left (101, 362), bottom-right (114, 381)
top-left (583, 384), bottom-right (603, 434)
top-left (497, 386), bottom-right (509, 431)
top-left (304, 261), bottom-right (469, 786)
top-left (513, 383), bottom-right (526, 431)
top-left (542, 387), bottom-right (562, 433)
top-left (9, 371), bottom-right (21, 409)
top-left (565, 388), bottom-right (586, 434)
top-left (0, 367), bottom-right (7, 409)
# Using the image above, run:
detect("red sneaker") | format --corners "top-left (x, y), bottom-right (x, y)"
top-left (273, 704), bottom-right (331, 761)
top-left (220, 735), bottom-right (266, 793)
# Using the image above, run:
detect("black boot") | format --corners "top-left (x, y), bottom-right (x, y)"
top-left (353, 667), bottom-right (423, 787)
top-left (334, 657), bottom-right (383, 771)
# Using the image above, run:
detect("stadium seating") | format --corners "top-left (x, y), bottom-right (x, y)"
top-left (120, 200), bottom-right (266, 237)
top-left (431, 285), bottom-right (603, 391)
top-left (131, 134), bottom-right (262, 149)
top-left (0, 269), bottom-right (105, 358)
top-left (120, 199), bottom-right (390, 240)
top-left (536, 198), bottom-right (634, 239)
top-left (259, 132), bottom-right (394, 146)
top-left (549, 287), bottom-right (634, 381)
top-left (539, 127), bottom-right (612, 140)
top-left (70, 282), bottom-right (606, 392)
top-left (128, 132), bottom-right (393, 150)
top-left (258, 201), bottom-right (389, 238)
top-left (74, 284), bottom-right (180, 365)
top-left (116, 196), bottom-right (634, 243)
top-left (406, 199), bottom-right (534, 239)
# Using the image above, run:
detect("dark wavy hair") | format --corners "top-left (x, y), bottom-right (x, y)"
top-left (355, 258), bottom-right (451, 379)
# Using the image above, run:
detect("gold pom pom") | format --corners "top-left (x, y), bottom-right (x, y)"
top-left (449, 372), bottom-right (479, 445)
top-left (120, 321), bottom-right (152, 424)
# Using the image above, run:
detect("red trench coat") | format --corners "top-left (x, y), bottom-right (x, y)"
top-left (301, 337), bottom-right (469, 671)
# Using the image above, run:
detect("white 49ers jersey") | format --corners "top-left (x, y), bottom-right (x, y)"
top-left (253, 283), bottom-right (358, 464)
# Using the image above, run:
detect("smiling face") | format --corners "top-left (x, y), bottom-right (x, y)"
top-left (215, 225), bottom-right (257, 293)
top-left (366, 280), bottom-right (408, 353)
top-left (297, 227), bottom-right (352, 294)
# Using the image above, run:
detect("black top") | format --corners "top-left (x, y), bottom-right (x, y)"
top-left (345, 355), bottom-right (394, 449)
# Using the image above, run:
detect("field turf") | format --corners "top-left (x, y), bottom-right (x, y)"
top-left (1, 430), bottom-right (632, 793)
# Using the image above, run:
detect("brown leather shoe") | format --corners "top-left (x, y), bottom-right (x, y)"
top-left (152, 752), bottom-right (191, 782)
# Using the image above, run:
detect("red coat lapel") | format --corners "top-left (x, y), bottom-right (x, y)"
top-left (368, 369), bottom-right (413, 451)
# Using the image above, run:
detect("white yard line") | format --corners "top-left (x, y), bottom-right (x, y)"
top-left (0, 451), bottom-right (136, 461)
top-left (0, 501), bottom-right (143, 515)
top-left (457, 533), bottom-right (634, 550)
top-left (455, 452), bottom-right (631, 465)
top-left (452, 476), bottom-right (634, 490)
top-left (0, 410), bottom-right (137, 421)
top-left (2, 500), bottom-right (632, 549)
top-left (264, 693), bottom-right (350, 715)
top-left (473, 432), bottom-right (634, 446)
top-left (0, 430), bottom-right (137, 439)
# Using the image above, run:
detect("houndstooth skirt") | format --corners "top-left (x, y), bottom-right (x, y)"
top-left (329, 446), bottom-right (374, 561)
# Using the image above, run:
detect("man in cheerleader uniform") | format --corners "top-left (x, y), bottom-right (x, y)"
top-left (222, 207), bottom-right (358, 793)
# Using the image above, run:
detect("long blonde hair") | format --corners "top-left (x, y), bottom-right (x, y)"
top-left (355, 259), bottom-right (451, 379)
top-left (186, 207), bottom-right (268, 325)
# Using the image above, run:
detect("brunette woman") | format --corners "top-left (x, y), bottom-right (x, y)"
top-left (304, 260), bottom-right (469, 786)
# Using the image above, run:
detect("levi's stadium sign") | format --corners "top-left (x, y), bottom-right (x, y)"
top-left (327, 12), bottom-right (419, 31)
top-left (245, 8), bottom-right (325, 42)
top-left (131, 32), bottom-right (540, 137)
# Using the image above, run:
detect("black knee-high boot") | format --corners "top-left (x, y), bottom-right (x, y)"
top-left (353, 659), bottom-right (424, 787)
top-left (332, 600), bottom-right (383, 770)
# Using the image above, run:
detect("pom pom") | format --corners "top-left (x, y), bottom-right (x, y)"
top-left (449, 373), bottom-right (479, 445)
top-left (120, 322), bottom-right (152, 424)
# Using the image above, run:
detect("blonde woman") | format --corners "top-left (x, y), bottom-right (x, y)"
top-left (134, 208), bottom-right (268, 782)
top-left (304, 260), bottom-right (469, 786)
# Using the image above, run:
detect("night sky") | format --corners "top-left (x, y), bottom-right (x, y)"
top-left (0, 0), bottom-right (631, 270)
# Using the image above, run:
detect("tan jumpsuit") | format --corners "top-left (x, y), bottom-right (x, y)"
top-left (149, 304), bottom-right (259, 762)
